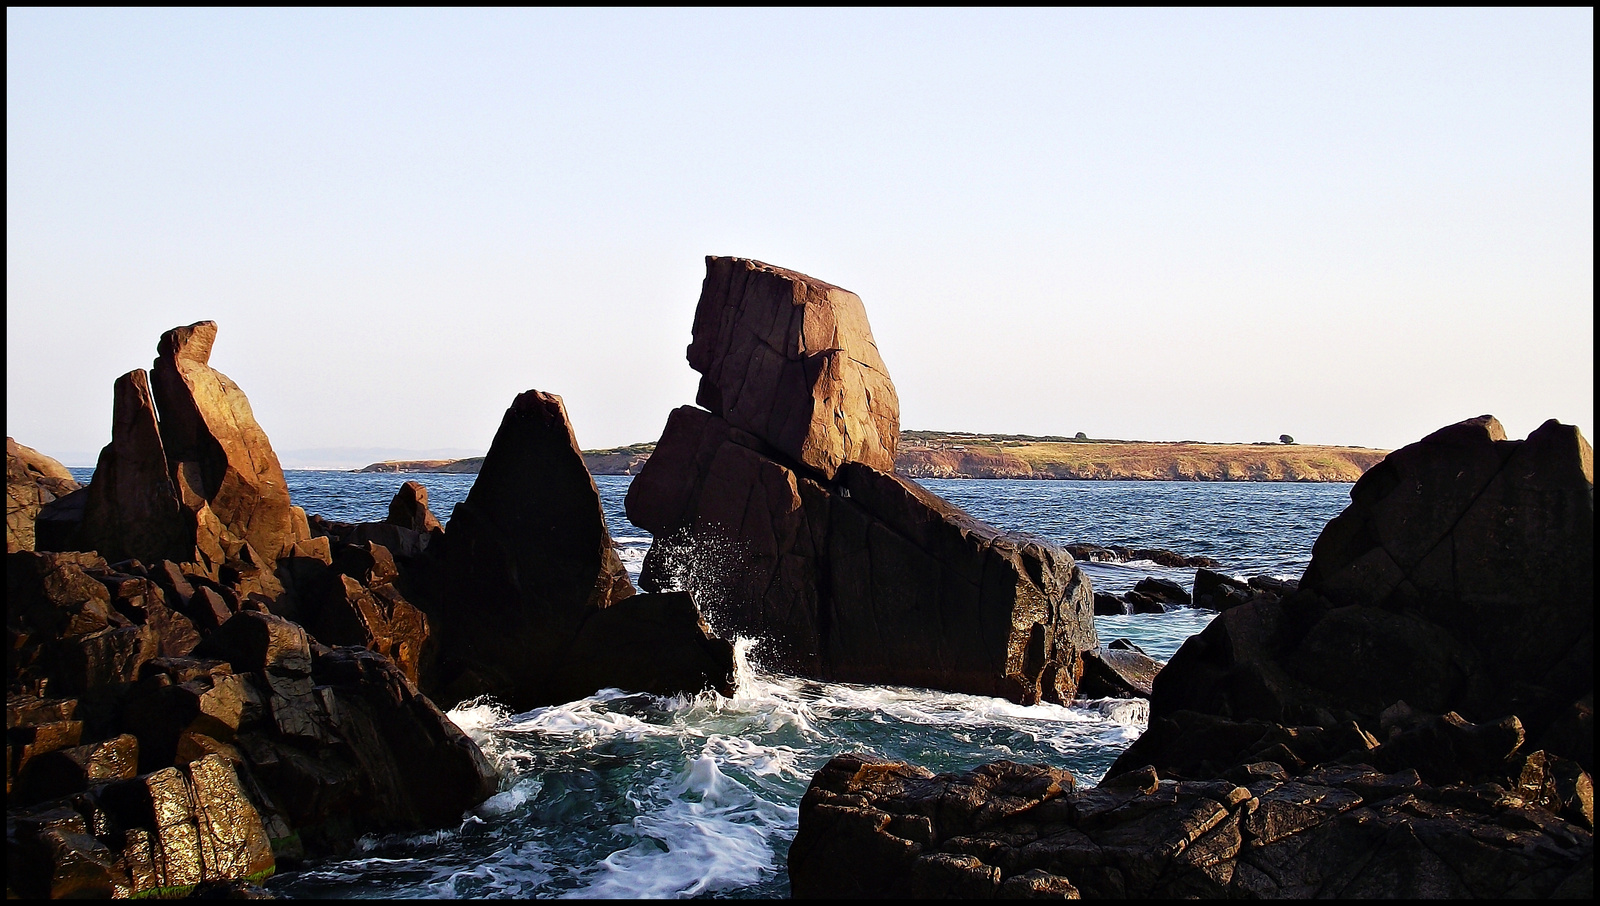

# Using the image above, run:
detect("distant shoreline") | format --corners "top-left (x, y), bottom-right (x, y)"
top-left (354, 432), bottom-right (1389, 482)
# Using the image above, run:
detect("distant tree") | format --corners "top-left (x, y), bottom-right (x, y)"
top-left (1074, 432), bottom-right (1088, 440)
top-left (1280, 434), bottom-right (1295, 444)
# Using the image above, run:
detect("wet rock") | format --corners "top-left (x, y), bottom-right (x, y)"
top-left (1248, 575), bottom-right (1297, 596)
top-left (629, 406), bottom-right (1097, 705)
top-left (1192, 568), bottom-right (1255, 611)
top-left (1134, 576), bottom-right (1190, 607)
top-left (303, 646), bottom-right (496, 834)
top-left (1079, 646), bottom-right (1162, 699)
top-left (1121, 590), bottom-right (1166, 614)
top-left (1093, 592), bottom-right (1129, 616)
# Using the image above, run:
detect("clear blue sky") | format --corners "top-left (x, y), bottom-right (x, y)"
top-left (7, 8), bottom-right (1593, 467)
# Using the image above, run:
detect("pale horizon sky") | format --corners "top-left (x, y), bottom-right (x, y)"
top-left (8, 8), bottom-right (1593, 468)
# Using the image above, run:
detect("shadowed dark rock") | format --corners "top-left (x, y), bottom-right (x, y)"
top-left (789, 749), bottom-right (1592, 900)
top-left (1192, 568), bottom-right (1255, 611)
top-left (386, 480), bottom-right (442, 534)
top-left (1134, 576), bottom-right (1190, 607)
top-left (429, 389), bottom-right (731, 711)
top-left (78, 370), bottom-right (191, 564)
top-left (1147, 416), bottom-right (1593, 767)
top-left (628, 408), bottom-right (1097, 705)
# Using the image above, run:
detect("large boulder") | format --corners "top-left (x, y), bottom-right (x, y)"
top-left (427, 390), bottom-right (734, 710)
top-left (627, 261), bottom-right (1097, 705)
top-left (687, 256), bottom-right (899, 478)
top-left (1146, 416), bottom-right (1593, 769)
top-left (150, 321), bottom-right (297, 563)
top-left (6, 438), bottom-right (81, 554)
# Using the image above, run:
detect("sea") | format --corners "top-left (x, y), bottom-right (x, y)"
top-left (70, 469), bottom-right (1355, 899)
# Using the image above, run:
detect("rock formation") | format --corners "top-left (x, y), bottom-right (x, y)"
top-left (424, 389), bottom-right (735, 711)
top-left (386, 480), bottom-right (442, 534)
top-left (626, 257), bottom-right (1097, 704)
top-left (788, 415), bottom-right (1594, 897)
top-left (687, 257), bottom-right (898, 478)
top-left (1142, 415), bottom-right (1593, 764)
top-left (77, 371), bottom-right (191, 565)
top-left (9, 322), bottom-right (508, 895)
top-left (72, 323), bottom-right (311, 588)
top-left (149, 321), bottom-right (298, 564)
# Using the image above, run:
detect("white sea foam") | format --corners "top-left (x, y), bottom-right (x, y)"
top-left (273, 473), bottom-right (1347, 900)
top-left (424, 841), bottom-right (554, 897)
top-left (475, 777), bottom-right (544, 817)
top-left (446, 696), bottom-right (512, 741)
top-left (1086, 696), bottom-right (1150, 728)
top-left (567, 753), bottom-right (793, 899)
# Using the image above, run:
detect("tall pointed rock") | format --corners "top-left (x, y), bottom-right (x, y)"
top-left (78, 370), bottom-right (190, 563)
top-left (150, 321), bottom-right (295, 562)
top-left (429, 389), bottom-right (734, 710)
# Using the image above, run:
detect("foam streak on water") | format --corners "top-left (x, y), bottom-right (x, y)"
top-left (246, 473), bottom-right (1354, 899)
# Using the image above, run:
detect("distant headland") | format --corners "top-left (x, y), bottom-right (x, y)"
top-left (356, 431), bottom-right (1388, 481)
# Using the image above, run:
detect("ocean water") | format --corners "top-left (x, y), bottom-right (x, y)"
top-left (71, 468), bottom-right (1354, 898)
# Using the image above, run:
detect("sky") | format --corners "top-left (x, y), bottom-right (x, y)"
top-left (7, 8), bottom-right (1593, 468)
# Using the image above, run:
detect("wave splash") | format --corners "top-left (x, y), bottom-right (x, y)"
top-left (270, 635), bottom-right (1151, 899)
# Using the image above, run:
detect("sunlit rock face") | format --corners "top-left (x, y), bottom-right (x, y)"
top-left (687, 256), bottom-right (899, 479)
top-left (149, 321), bottom-right (299, 565)
top-left (627, 257), bottom-right (1097, 705)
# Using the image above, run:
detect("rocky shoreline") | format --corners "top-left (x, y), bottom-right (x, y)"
top-left (788, 415), bottom-right (1594, 898)
top-left (7, 255), bottom-right (1591, 900)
